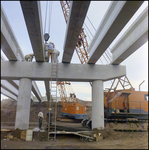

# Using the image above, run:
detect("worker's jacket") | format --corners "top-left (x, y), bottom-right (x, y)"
top-left (45, 43), bottom-right (54, 51)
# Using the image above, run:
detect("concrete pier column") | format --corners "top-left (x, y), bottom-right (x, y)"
top-left (92, 80), bottom-right (104, 130)
top-left (15, 78), bottom-right (32, 129)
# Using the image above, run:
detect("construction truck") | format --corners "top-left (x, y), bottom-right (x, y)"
top-left (57, 81), bottom-right (89, 122)
top-left (82, 76), bottom-right (148, 131)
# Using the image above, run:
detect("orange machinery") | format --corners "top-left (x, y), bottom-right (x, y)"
top-left (57, 81), bottom-right (89, 120)
top-left (82, 76), bottom-right (148, 130)
top-left (104, 76), bottom-right (148, 120)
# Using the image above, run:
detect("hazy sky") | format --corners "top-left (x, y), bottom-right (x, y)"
top-left (1, 1), bottom-right (148, 101)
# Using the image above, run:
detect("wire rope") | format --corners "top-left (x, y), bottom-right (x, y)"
top-left (104, 51), bottom-right (112, 62)
top-left (85, 15), bottom-right (113, 63)
top-left (84, 23), bottom-right (94, 38)
top-left (44, 1), bottom-right (48, 34)
top-left (84, 26), bottom-right (92, 42)
top-left (48, 1), bottom-right (53, 34)
top-left (86, 16), bottom-right (97, 31)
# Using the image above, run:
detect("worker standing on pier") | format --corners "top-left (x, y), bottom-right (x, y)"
top-left (45, 41), bottom-right (54, 63)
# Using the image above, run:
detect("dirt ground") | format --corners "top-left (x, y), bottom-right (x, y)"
top-left (1, 99), bottom-right (148, 149)
top-left (1, 129), bottom-right (148, 149)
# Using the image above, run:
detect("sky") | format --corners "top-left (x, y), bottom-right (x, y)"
top-left (1, 1), bottom-right (148, 101)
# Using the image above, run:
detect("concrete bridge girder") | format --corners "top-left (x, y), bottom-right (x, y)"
top-left (20, 1), bottom-right (45, 62)
top-left (1, 80), bottom-right (18, 97)
top-left (1, 79), bottom-right (34, 101)
top-left (1, 6), bottom-right (25, 61)
top-left (62, 1), bottom-right (91, 63)
top-left (20, 1), bottom-right (54, 101)
top-left (110, 6), bottom-right (148, 65)
top-left (87, 1), bottom-right (144, 64)
top-left (1, 87), bottom-right (17, 101)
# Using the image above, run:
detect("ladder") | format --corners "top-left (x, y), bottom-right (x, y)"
top-left (48, 58), bottom-right (58, 141)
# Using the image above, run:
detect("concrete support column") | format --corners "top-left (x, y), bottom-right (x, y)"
top-left (15, 78), bottom-right (32, 129)
top-left (92, 80), bottom-right (104, 130)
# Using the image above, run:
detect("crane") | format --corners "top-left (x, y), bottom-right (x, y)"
top-left (60, 1), bottom-right (148, 131)
top-left (57, 81), bottom-right (88, 121)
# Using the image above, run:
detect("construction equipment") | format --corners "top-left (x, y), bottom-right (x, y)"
top-left (82, 75), bottom-right (148, 131)
top-left (57, 81), bottom-right (89, 121)
top-left (60, 1), bottom-right (148, 131)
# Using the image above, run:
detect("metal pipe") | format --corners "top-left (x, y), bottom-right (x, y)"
top-left (139, 80), bottom-right (145, 91)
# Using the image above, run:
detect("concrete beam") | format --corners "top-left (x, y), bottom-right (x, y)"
top-left (1, 6), bottom-right (25, 61)
top-left (44, 81), bottom-right (50, 101)
top-left (62, 1), bottom-right (91, 63)
top-left (1, 61), bottom-right (126, 81)
top-left (87, 1), bottom-right (144, 64)
top-left (7, 80), bottom-right (19, 90)
top-left (110, 7), bottom-right (148, 65)
top-left (1, 80), bottom-right (18, 97)
top-left (7, 76), bottom-right (41, 101)
top-left (20, 1), bottom-right (45, 62)
top-left (1, 88), bottom-right (17, 101)
top-left (32, 81), bottom-right (42, 101)
top-left (1, 80), bottom-right (35, 100)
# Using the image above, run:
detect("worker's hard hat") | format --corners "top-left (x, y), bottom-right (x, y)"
top-left (49, 41), bottom-right (52, 43)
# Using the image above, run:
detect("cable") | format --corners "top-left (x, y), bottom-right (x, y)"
top-left (85, 15), bottom-right (113, 65)
top-left (102, 53), bottom-right (109, 64)
top-left (104, 51), bottom-right (111, 62)
top-left (44, 1), bottom-right (48, 34)
top-left (48, 1), bottom-right (53, 34)
top-left (84, 26), bottom-right (92, 42)
top-left (84, 23), bottom-right (94, 38)
top-left (86, 16), bottom-right (97, 31)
